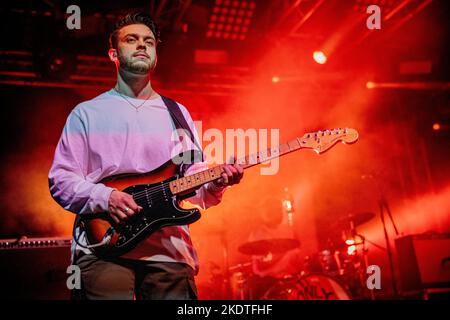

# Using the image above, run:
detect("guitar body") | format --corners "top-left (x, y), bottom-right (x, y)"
top-left (80, 160), bottom-right (201, 258)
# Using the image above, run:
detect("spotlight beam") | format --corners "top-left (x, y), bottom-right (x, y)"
top-left (274, 0), bottom-right (304, 29)
top-left (288, 0), bottom-right (325, 36)
top-left (384, 0), bottom-right (412, 22)
top-left (353, 0), bottom-right (433, 48)
top-left (366, 81), bottom-right (450, 90)
top-left (388, 0), bottom-right (433, 34)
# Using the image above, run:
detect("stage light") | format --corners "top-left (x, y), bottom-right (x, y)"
top-left (432, 123), bottom-right (441, 131)
top-left (272, 76), bottom-right (280, 83)
top-left (33, 47), bottom-right (76, 81)
top-left (347, 245), bottom-right (356, 255)
top-left (313, 51), bottom-right (327, 64)
top-left (366, 81), bottom-right (375, 89)
top-left (345, 239), bottom-right (356, 255)
top-left (207, 0), bottom-right (255, 40)
top-left (282, 198), bottom-right (292, 211)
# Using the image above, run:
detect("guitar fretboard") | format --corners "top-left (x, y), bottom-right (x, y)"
top-left (169, 137), bottom-right (304, 195)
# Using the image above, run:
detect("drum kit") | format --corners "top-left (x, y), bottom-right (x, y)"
top-left (221, 211), bottom-right (377, 300)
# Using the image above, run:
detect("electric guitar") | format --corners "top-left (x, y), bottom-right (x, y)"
top-left (80, 128), bottom-right (358, 258)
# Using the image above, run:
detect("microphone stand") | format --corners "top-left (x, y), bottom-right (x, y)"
top-left (378, 192), bottom-right (400, 298)
top-left (363, 172), bottom-right (401, 298)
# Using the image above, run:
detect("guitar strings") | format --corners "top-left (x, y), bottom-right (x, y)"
top-left (130, 174), bottom-right (232, 209)
top-left (130, 171), bottom-right (219, 201)
top-left (123, 143), bottom-right (319, 202)
top-left (128, 153), bottom-right (265, 202)
top-left (128, 164), bottom-right (239, 203)
top-left (107, 137), bottom-right (342, 211)
top-left (129, 178), bottom-right (209, 208)
top-left (129, 181), bottom-right (199, 204)
top-left (122, 155), bottom-right (258, 203)
top-left (129, 161), bottom-right (244, 201)
top-left (131, 179), bottom-right (202, 200)
top-left (131, 182), bottom-right (169, 200)
top-left (123, 154), bottom-right (274, 205)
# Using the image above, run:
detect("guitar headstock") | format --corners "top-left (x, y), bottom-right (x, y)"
top-left (299, 128), bottom-right (359, 154)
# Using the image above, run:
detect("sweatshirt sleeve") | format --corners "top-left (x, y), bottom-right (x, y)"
top-left (48, 109), bottom-right (115, 215)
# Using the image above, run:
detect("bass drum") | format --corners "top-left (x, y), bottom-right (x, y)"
top-left (261, 273), bottom-right (352, 300)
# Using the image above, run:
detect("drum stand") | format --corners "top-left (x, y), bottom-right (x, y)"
top-left (220, 225), bottom-right (252, 299)
top-left (350, 219), bottom-right (385, 300)
top-left (354, 233), bottom-right (375, 300)
top-left (219, 227), bottom-right (233, 299)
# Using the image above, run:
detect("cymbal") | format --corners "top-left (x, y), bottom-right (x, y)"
top-left (228, 262), bottom-right (252, 272)
top-left (335, 212), bottom-right (375, 227)
top-left (238, 238), bottom-right (300, 256)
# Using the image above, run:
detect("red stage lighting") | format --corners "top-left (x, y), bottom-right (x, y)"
top-left (432, 123), bottom-right (441, 131)
top-left (207, 0), bottom-right (255, 40)
top-left (313, 51), bottom-right (327, 64)
top-left (366, 81), bottom-right (375, 89)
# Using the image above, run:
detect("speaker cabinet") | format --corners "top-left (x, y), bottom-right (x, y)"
top-left (395, 233), bottom-right (450, 293)
top-left (0, 237), bottom-right (72, 299)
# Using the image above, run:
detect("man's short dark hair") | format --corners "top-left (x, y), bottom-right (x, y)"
top-left (109, 12), bottom-right (160, 49)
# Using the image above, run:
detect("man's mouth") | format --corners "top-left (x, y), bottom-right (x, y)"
top-left (134, 53), bottom-right (149, 58)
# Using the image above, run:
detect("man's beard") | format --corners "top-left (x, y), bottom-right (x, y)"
top-left (118, 53), bottom-right (155, 75)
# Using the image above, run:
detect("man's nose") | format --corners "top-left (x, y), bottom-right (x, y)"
top-left (136, 39), bottom-right (146, 49)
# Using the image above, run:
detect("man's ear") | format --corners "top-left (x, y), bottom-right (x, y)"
top-left (108, 48), bottom-right (118, 62)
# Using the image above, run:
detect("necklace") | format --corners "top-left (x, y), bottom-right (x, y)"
top-left (113, 87), bottom-right (154, 111)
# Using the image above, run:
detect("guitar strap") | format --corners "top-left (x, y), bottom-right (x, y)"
top-left (160, 95), bottom-right (204, 175)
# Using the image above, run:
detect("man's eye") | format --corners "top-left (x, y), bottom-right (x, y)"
top-left (146, 41), bottom-right (155, 46)
top-left (126, 38), bottom-right (136, 43)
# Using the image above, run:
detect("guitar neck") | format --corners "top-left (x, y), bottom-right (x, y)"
top-left (169, 137), bottom-right (304, 196)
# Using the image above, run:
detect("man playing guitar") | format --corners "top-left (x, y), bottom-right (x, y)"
top-left (49, 12), bottom-right (243, 300)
